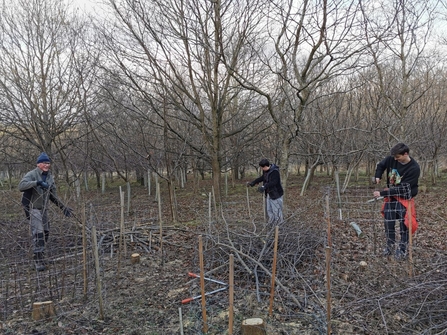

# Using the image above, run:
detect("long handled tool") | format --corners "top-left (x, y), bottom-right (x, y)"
top-left (188, 272), bottom-right (228, 286)
top-left (182, 272), bottom-right (228, 304)
top-left (366, 196), bottom-right (384, 203)
top-left (181, 287), bottom-right (228, 304)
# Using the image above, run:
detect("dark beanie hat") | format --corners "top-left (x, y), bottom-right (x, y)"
top-left (36, 152), bottom-right (51, 164)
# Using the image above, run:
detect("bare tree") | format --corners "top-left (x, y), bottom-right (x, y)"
top-left (97, 0), bottom-right (270, 203)
top-left (360, 0), bottom-right (440, 143)
top-left (228, 0), bottom-right (367, 195)
top-left (0, 0), bottom-right (96, 170)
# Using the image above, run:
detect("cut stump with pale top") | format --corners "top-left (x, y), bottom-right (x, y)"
top-left (32, 301), bottom-right (56, 320)
top-left (241, 318), bottom-right (267, 335)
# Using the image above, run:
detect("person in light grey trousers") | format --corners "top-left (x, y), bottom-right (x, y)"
top-left (19, 152), bottom-right (72, 271)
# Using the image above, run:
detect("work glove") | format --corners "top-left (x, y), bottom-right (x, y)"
top-left (37, 181), bottom-right (49, 189)
top-left (257, 186), bottom-right (265, 193)
top-left (62, 207), bottom-right (73, 217)
top-left (247, 181), bottom-right (255, 187)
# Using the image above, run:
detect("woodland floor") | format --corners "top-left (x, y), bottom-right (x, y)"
top-left (1, 173), bottom-right (447, 335)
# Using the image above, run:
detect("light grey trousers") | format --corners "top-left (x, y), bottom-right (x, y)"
top-left (266, 195), bottom-right (284, 226)
top-left (29, 208), bottom-right (49, 253)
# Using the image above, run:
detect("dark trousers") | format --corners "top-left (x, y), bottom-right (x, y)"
top-left (384, 200), bottom-right (408, 252)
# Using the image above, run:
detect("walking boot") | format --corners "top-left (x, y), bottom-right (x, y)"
top-left (382, 242), bottom-right (394, 256)
top-left (33, 252), bottom-right (47, 271)
top-left (395, 248), bottom-right (407, 261)
top-left (33, 233), bottom-right (47, 271)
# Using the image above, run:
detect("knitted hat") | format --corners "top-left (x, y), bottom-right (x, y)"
top-left (36, 152), bottom-right (51, 164)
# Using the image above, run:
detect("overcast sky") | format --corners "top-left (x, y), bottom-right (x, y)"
top-left (71, 0), bottom-right (101, 13)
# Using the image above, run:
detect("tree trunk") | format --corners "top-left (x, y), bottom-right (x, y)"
top-left (211, 153), bottom-right (222, 204)
top-left (301, 157), bottom-right (321, 196)
top-left (167, 179), bottom-right (178, 224)
top-left (279, 134), bottom-right (291, 203)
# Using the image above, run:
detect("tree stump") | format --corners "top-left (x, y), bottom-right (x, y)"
top-left (32, 301), bottom-right (56, 320)
top-left (131, 253), bottom-right (140, 264)
top-left (241, 318), bottom-right (266, 335)
top-left (359, 261), bottom-right (368, 272)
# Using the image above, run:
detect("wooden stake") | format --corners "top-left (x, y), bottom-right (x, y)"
top-left (157, 181), bottom-right (163, 265)
top-left (325, 193), bottom-right (332, 335)
top-left (127, 181), bottom-right (131, 216)
top-left (408, 201), bottom-right (413, 277)
top-left (32, 301), bottom-right (55, 320)
top-left (212, 186), bottom-right (217, 220)
top-left (225, 171), bottom-right (228, 197)
top-left (121, 188), bottom-right (127, 257)
top-left (268, 226), bottom-right (279, 316)
top-left (82, 203), bottom-right (87, 298)
top-left (154, 173), bottom-right (159, 202)
top-left (325, 194), bottom-right (332, 248)
top-left (198, 235), bottom-right (208, 333)
top-left (118, 187), bottom-right (124, 274)
top-left (75, 179), bottom-right (81, 198)
top-left (373, 199), bottom-right (378, 255)
top-left (229, 254), bottom-right (234, 335)
top-left (246, 187), bottom-right (251, 218)
top-left (101, 173), bottom-right (105, 194)
top-left (147, 170), bottom-right (151, 196)
top-left (92, 226), bottom-right (105, 320)
top-left (208, 192), bottom-right (212, 225)
top-left (263, 193), bottom-right (266, 222)
top-left (179, 307), bottom-right (184, 335)
top-left (325, 246), bottom-right (332, 335)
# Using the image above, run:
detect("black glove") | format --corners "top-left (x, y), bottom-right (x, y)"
top-left (257, 186), bottom-right (265, 193)
top-left (247, 181), bottom-right (255, 187)
top-left (63, 207), bottom-right (73, 217)
top-left (37, 181), bottom-right (49, 189)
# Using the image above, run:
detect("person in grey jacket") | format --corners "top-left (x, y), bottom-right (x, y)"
top-left (247, 158), bottom-right (284, 226)
top-left (18, 152), bottom-right (72, 271)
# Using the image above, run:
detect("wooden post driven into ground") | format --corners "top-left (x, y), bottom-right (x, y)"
top-left (229, 254), bottom-right (234, 335)
top-left (118, 186), bottom-right (125, 274)
top-left (246, 187), bottom-right (251, 218)
top-left (208, 192), bottom-right (212, 225)
top-left (82, 203), bottom-right (87, 298)
top-left (373, 199), bottom-right (378, 255)
top-left (198, 235), bottom-right (208, 333)
top-left (408, 201), bottom-right (413, 277)
top-left (92, 226), bottom-right (104, 320)
top-left (263, 194), bottom-right (266, 221)
top-left (325, 194), bottom-right (332, 335)
top-left (179, 307), bottom-right (184, 335)
top-left (269, 226), bottom-right (279, 316)
top-left (157, 181), bottom-right (163, 265)
top-left (127, 182), bottom-right (131, 216)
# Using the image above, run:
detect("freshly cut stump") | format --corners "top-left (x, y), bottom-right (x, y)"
top-left (241, 318), bottom-right (266, 335)
top-left (32, 301), bottom-right (56, 320)
top-left (131, 253), bottom-right (140, 264)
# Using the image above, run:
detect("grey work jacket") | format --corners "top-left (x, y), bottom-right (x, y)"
top-left (18, 167), bottom-right (63, 210)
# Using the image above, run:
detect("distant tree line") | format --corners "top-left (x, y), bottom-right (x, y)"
top-left (1, 0), bottom-right (446, 201)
